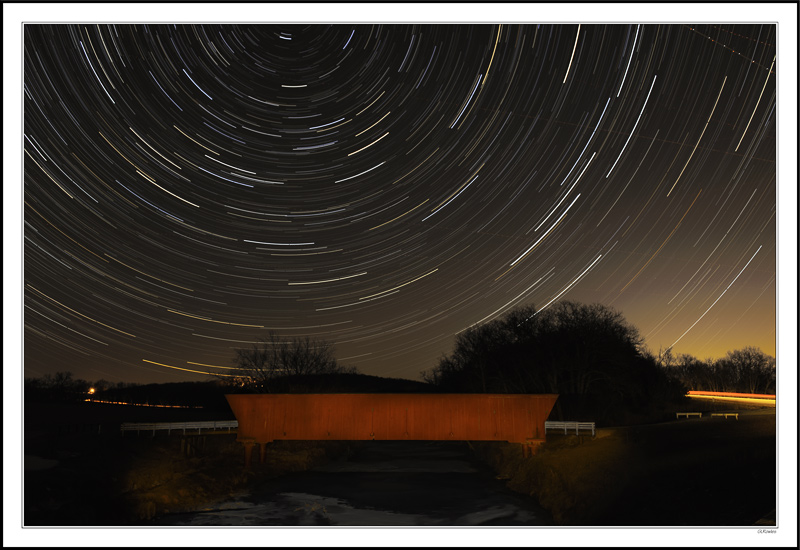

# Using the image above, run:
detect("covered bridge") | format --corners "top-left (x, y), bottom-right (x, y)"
top-left (226, 393), bottom-right (559, 466)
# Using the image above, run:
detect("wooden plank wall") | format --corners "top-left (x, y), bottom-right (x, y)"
top-left (226, 393), bottom-right (558, 445)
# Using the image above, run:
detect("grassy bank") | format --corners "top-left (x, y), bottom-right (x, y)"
top-left (471, 409), bottom-right (776, 526)
top-left (122, 436), bottom-right (355, 524)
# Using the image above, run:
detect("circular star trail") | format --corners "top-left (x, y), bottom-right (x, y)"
top-left (23, 23), bottom-right (776, 383)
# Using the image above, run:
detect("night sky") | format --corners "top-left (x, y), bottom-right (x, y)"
top-left (22, 21), bottom-right (780, 385)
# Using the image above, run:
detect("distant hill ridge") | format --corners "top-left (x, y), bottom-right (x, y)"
top-left (85, 373), bottom-right (437, 412)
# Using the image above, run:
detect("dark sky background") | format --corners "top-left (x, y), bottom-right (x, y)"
top-left (22, 21), bottom-right (780, 385)
top-left (6, 4), bottom-right (798, 548)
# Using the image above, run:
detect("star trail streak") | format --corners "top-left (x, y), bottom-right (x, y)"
top-left (22, 23), bottom-right (776, 384)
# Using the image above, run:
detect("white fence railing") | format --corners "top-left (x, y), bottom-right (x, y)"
top-left (120, 420), bottom-right (238, 435)
top-left (544, 420), bottom-right (596, 436)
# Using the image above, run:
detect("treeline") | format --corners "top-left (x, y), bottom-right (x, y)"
top-left (92, 380), bottom-right (233, 410)
top-left (24, 370), bottom-right (434, 409)
top-left (656, 346), bottom-right (775, 395)
top-left (25, 301), bottom-right (775, 425)
top-left (419, 301), bottom-right (775, 426)
top-left (24, 371), bottom-right (139, 403)
top-left (23, 372), bottom-right (230, 410)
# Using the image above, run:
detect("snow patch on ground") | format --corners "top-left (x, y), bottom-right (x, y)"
top-left (173, 492), bottom-right (430, 526)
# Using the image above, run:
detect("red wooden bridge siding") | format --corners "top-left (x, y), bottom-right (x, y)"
top-left (225, 393), bottom-right (558, 446)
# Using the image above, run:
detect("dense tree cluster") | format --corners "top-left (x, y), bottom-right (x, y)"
top-left (656, 346), bottom-right (775, 394)
top-left (421, 301), bottom-right (686, 424)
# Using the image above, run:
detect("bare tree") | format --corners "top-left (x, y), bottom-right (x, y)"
top-left (229, 331), bottom-right (349, 392)
top-left (718, 346), bottom-right (776, 394)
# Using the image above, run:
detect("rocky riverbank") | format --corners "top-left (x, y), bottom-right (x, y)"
top-left (24, 431), bottom-right (353, 525)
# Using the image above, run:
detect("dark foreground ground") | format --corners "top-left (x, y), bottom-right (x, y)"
top-left (23, 401), bottom-right (353, 525)
top-left (474, 407), bottom-right (777, 526)
top-left (22, 401), bottom-right (776, 526)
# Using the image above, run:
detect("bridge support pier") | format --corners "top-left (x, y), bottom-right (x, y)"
top-left (259, 442), bottom-right (268, 463)
top-left (523, 439), bottom-right (546, 458)
top-left (241, 439), bottom-right (256, 469)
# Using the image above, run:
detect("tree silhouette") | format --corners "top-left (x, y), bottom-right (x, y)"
top-left (424, 301), bottom-right (644, 393)
top-left (228, 331), bottom-right (354, 392)
top-left (423, 301), bottom-right (681, 424)
top-left (24, 371), bottom-right (92, 402)
top-left (657, 346), bottom-right (775, 394)
top-left (719, 346), bottom-right (776, 394)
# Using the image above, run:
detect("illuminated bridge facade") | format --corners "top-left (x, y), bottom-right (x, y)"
top-left (226, 393), bottom-right (559, 466)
